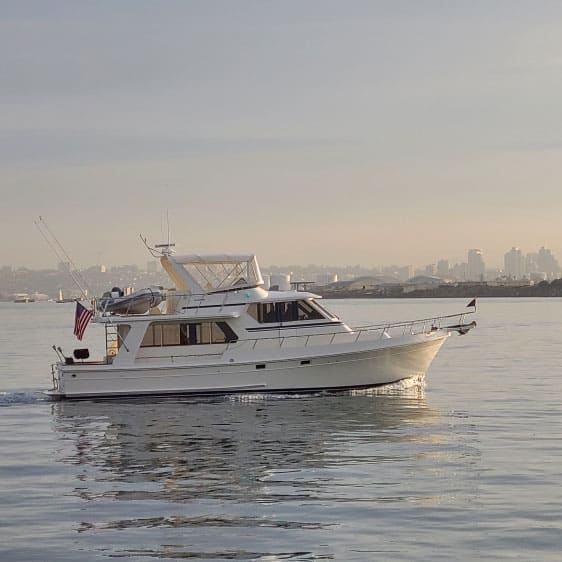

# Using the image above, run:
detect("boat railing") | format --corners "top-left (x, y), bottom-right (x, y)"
top-left (93, 308), bottom-right (474, 365)
top-left (50, 363), bottom-right (60, 391)
top-left (225, 309), bottom-right (476, 352)
top-left (163, 290), bottom-right (236, 316)
top-left (94, 290), bottom-right (233, 317)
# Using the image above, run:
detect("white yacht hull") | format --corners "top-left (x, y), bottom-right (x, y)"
top-left (49, 333), bottom-right (448, 399)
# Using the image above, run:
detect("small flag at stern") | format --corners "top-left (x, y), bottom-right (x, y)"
top-left (74, 301), bottom-right (93, 341)
top-left (467, 298), bottom-right (477, 308)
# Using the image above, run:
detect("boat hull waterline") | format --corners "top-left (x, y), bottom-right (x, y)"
top-left (48, 335), bottom-right (447, 399)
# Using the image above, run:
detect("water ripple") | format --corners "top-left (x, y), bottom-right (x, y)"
top-left (0, 389), bottom-right (48, 406)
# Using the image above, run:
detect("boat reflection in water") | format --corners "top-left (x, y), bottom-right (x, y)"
top-left (53, 386), bottom-right (437, 499)
top-left (49, 384), bottom-right (465, 559)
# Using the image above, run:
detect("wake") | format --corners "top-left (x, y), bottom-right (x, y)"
top-left (0, 390), bottom-right (49, 406)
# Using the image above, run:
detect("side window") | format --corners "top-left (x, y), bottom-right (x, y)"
top-left (212, 322), bottom-right (238, 343)
top-left (297, 300), bottom-right (324, 321)
top-left (309, 299), bottom-right (336, 319)
top-left (247, 303), bottom-right (259, 322)
top-left (141, 324), bottom-right (154, 347)
top-left (248, 302), bottom-right (277, 323)
top-left (153, 324), bottom-right (163, 346)
top-left (278, 301), bottom-right (297, 322)
top-left (248, 301), bottom-right (326, 324)
top-left (261, 303), bottom-right (277, 323)
top-left (199, 322), bottom-right (211, 345)
top-left (180, 323), bottom-right (189, 345)
top-left (142, 322), bottom-right (239, 346)
top-left (248, 301), bottom-right (326, 323)
top-left (141, 323), bottom-right (176, 347)
top-left (116, 325), bottom-right (131, 351)
top-left (162, 324), bottom-right (180, 346)
top-left (117, 325), bottom-right (131, 344)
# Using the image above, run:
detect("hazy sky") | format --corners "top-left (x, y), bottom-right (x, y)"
top-left (2, 1), bottom-right (562, 269)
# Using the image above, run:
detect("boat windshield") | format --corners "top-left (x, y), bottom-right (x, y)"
top-left (166, 254), bottom-right (264, 293)
top-left (248, 299), bottom-right (333, 323)
top-left (310, 299), bottom-right (338, 320)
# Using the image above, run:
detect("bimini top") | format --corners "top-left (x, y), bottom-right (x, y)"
top-left (161, 253), bottom-right (264, 294)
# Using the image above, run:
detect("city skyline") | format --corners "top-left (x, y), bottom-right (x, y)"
top-left (3, 242), bottom-right (562, 301)
top-left (2, 243), bottom-right (560, 278)
top-left (2, 3), bottom-right (562, 269)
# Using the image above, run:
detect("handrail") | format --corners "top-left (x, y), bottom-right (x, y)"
top-left (349, 308), bottom-right (475, 332)
top-left (94, 287), bottom-right (335, 318)
top-left (94, 290), bottom-right (238, 318)
top-left (223, 309), bottom-right (476, 350)
top-left (108, 308), bottom-right (475, 364)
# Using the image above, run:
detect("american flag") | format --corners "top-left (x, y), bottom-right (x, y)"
top-left (74, 301), bottom-right (93, 341)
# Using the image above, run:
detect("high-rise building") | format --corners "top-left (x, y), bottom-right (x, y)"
top-left (451, 262), bottom-right (467, 281)
top-left (425, 263), bottom-right (437, 276)
top-left (536, 246), bottom-right (559, 276)
top-left (504, 247), bottom-right (525, 279)
top-left (437, 259), bottom-right (449, 278)
top-left (467, 249), bottom-right (485, 281)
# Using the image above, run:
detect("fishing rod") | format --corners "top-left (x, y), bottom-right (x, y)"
top-left (34, 216), bottom-right (91, 300)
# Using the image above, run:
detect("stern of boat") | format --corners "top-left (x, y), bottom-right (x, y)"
top-left (46, 361), bottom-right (65, 400)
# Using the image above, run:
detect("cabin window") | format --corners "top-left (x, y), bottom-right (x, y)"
top-left (247, 300), bottom-right (326, 324)
top-left (296, 300), bottom-right (324, 321)
top-left (213, 321), bottom-right (238, 343)
top-left (162, 323), bottom-right (180, 346)
top-left (141, 325), bottom-right (155, 347)
top-left (247, 302), bottom-right (276, 323)
top-left (141, 321), bottom-right (238, 347)
top-left (310, 299), bottom-right (337, 319)
top-left (277, 301), bottom-right (296, 322)
top-left (117, 325), bottom-right (131, 349)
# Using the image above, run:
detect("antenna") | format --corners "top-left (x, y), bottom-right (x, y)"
top-left (166, 209), bottom-right (171, 248)
top-left (140, 234), bottom-right (175, 257)
top-left (34, 216), bottom-right (91, 299)
top-left (140, 210), bottom-right (175, 257)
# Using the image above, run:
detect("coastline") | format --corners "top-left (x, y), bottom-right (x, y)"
top-left (317, 280), bottom-right (562, 299)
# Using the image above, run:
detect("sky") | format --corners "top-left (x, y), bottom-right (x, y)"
top-left (2, 0), bottom-right (562, 270)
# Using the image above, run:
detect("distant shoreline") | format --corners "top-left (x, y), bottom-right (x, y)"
top-left (3, 280), bottom-right (562, 302)
top-left (317, 281), bottom-right (562, 299)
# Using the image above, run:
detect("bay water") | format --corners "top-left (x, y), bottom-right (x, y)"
top-left (1, 299), bottom-right (561, 561)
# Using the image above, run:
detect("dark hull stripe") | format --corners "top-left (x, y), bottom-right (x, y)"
top-left (246, 321), bottom-right (343, 332)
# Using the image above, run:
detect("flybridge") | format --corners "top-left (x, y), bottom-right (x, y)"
top-left (161, 253), bottom-right (264, 294)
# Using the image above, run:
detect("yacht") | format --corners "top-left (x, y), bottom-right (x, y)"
top-left (47, 247), bottom-right (476, 399)
top-left (14, 293), bottom-right (35, 303)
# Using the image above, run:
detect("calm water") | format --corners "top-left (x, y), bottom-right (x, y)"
top-left (1, 299), bottom-right (561, 561)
